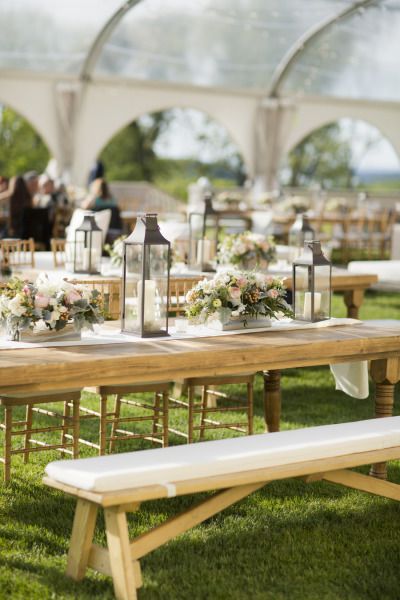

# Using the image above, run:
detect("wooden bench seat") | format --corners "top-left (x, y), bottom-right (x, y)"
top-left (43, 417), bottom-right (400, 600)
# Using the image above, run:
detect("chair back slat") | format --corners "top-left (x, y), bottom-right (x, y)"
top-left (0, 238), bottom-right (35, 267)
top-left (168, 276), bottom-right (202, 315)
top-left (50, 238), bottom-right (66, 268)
top-left (65, 278), bottom-right (121, 320)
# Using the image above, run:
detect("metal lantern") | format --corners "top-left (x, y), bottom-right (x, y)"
top-left (73, 214), bottom-right (103, 274)
top-left (288, 213), bottom-right (315, 261)
top-left (188, 192), bottom-right (219, 271)
top-left (121, 213), bottom-right (170, 338)
top-left (292, 240), bottom-right (331, 322)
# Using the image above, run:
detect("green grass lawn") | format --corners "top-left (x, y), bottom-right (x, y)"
top-left (1, 292), bottom-right (400, 599)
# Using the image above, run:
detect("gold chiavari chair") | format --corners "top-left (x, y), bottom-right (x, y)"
top-left (0, 389), bottom-right (81, 482)
top-left (65, 278), bottom-right (121, 321)
top-left (73, 274), bottom-right (254, 454)
top-left (0, 238), bottom-right (35, 268)
top-left (168, 276), bottom-right (204, 315)
top-left (50, 238), bottom-right (66, 268)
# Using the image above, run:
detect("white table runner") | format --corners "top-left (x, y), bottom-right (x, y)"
top-left (0, 317), bottom-right (361, 349)
top-left (0, 318), bottom-right (369, 400)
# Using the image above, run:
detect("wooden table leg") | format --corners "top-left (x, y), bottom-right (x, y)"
top-left (343, 289), bottom-right (364, 319)
top-left (263, 370), bottom-right (281, 432)
top-left (370, 358), bottom-right (400, 479)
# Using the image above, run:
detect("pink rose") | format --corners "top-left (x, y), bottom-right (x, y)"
top-left (23, 285), bottom-right (31, 295)
top-left (267, 289), bottom-right (279, 299)
top-left (229, 286), bottom-right (241, 300)
top-left (66, 289), bottom-right (82, 304)
top-left (34, 293), bottom-right (50, 309)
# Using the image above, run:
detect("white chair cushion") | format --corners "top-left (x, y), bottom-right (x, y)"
top-left (66, 209), bottom-right (111, 243)
top-left (45, 417), bottom-right (400, 493)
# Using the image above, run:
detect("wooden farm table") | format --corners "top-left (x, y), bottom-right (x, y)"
top-left (0, 321), bottom-right (399, 476)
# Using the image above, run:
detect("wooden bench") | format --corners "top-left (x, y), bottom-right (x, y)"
top-left (43, 417), bottom-right (400, 600)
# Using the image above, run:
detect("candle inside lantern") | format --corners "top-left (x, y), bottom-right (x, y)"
top-left (137, 279), bottom-right (156, 326)
top-left (303, 291), bottom-right (321, 320)
top-left (82, 248), bottom-right (99, 272)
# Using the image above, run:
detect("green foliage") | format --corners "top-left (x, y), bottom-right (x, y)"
top-left (287, 123), bottom-right (353, 189)
top-left (363, 179), bottom-right (400, 192)
top-left (0, 106), bottom-right (50, 177)
top-left (99, 109), bottom-right (245, 196)
top-left (99, 112), bottom-right (172, 182)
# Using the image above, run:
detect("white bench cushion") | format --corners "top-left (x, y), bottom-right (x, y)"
top-left (348, 260), bottom-right (400, 283)
top-left (45, 417), bottom-right (400, 493)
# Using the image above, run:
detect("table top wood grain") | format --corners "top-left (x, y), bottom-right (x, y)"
top-left (0, 322), bottom-right (399, 395)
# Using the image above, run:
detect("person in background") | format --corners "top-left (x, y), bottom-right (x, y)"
top-left (0, 177), bottom-right (10, 231)
top-left (24, 170), bottom-right (39, 202)
top-left (34, 174), bottom-right (59, 233)
top-left (87, 159), bottom-right (105, 186)
top-left (0, 176), bottom-right (32, 238)
top-left (82, 178), bottom-right (118, 211)
top-left (34, 174), bottom-right (56, 208)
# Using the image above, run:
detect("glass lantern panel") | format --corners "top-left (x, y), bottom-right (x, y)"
top-left (189, 213), bottom-right (217, 271)
top-left (146, 244), bottom-right (169, 335)
top-left (188, 213), bottom-right (203, 268)
top-left (313, 264), bottom-right (331, 320)
top-left (88, 230), bottom-right (102, 274)
top-left (74, 230), bottom-right (102, 273)
top-left (123, 243), bottom-right (143, 333)
top-left (293, 264), bottom-right (310, 321)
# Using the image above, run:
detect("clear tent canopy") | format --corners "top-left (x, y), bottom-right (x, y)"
top-left (0, 0), bottom-right (399, 185)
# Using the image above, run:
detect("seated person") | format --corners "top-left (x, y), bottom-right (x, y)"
top-left (82, 178), bottom-right (118, 211)
top-left (0, 175), bottom-right (32, 238)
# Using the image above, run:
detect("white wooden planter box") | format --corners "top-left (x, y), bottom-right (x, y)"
top-left (206, 317), bottom-right (272, 331)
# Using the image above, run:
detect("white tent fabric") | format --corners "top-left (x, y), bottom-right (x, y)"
top-left (0, 0), bottom-right (399, 185)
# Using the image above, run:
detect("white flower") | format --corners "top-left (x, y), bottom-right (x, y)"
top-left (35, 320), bottom-right (48, 331)
top-left (8, 295), bottom-right (27, 317)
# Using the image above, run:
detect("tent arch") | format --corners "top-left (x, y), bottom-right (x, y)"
top-left (284, 100), bottom-right (400, 161)
top-left (0, 86), bottom-right (58, 160)
top-left (72, 82), bottom-right (257, 183)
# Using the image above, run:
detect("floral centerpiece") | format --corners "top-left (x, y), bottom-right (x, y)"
top-left (0, 274), bottom-right (104, 341)
top-left (281, 196), bottom-right (310, 214)
top-left (217, 231), bottom-right (276, 270)
top-left (215, 190), bottom-right (244, 210)
top-left (185, 270), bottom-right (292, 330)
top-left (104, 235), bottom-right (125, 267)
top-left (325, 197), bottom-right (349, 213)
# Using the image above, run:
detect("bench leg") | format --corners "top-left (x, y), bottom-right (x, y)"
top-left (263, 370), bottom-right (281, 432)
top-left (105, 507), bottom-right (140, 600)
top-left (66, 499), bottom-right (98, 581)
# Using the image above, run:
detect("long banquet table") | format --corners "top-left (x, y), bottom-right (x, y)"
top-left (0, 320), bottom-right (399, 477)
